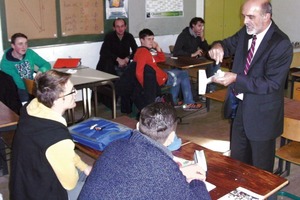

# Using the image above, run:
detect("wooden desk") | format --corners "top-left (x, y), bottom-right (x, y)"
top-left (0, 101), bottom-right (19, 130)
top-left (173, 142), bottom-right (288, 199)
top-left (204, 88), bottom-right (227, 112)
top-left (0, 101), bottom-right (19, 176)
top-left (56, 67), bottom-right (119, 119)
top-left (284, 97), bottom-right (300, 120)
top-left (74, 116), bottom-right (287, 199)
top-left (157, 55), bottom-right (214, 69)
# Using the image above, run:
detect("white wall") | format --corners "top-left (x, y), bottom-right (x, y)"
top-left (20, 35), bottom-right (178, 70)
top-left (196, 0), bottom-right (204, 18)
top-left (272, 0), bottom-right (300, 43)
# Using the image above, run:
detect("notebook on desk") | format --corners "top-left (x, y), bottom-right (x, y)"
top-left (53, 58), bottom-right (81, 69)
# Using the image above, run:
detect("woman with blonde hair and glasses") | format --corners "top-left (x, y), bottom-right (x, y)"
top-left (10, 70), bottom-right (92, 200)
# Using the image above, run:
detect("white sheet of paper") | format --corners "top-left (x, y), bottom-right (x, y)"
top-left (198, 70), bottom-right (208, 95)
top-left (194, 150), bottom-right (207, 171)
top-left (198, 69), bottom-right (226, 95)
top-left (204, 181), bottom-right (216, 192)
top-left (218, 187), bottom-right (264, 199)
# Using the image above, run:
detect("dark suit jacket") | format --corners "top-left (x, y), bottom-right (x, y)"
top-left (222, 21), bottom-right (293, 141)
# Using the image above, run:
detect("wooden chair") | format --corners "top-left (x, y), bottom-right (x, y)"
top-left (290, 52), bottom-right (300, 70)
top-left (23, 78), bottom-right (36, 97)
top-left (286, 51), bottom-right (300, 89)
top-left (275, 117), bottom-right (300, 177)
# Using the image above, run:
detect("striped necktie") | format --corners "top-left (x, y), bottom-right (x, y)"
top-left (244, 35), bottom-right (257, 75)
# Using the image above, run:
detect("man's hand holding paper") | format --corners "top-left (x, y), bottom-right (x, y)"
top-left (212, 71), bottom-right (237, 86)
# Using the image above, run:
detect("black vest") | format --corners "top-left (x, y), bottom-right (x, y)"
top-left (10, 106), bottom-right (71, 200)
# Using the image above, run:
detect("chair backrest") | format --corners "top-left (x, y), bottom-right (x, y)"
top-left (282, 117), bottom-right (300, 142)
top-left (169, 45), bottom-right (175, 54)
top-left (290, 52), bottom-right (300, 68)
top-left (23, 78), bottom-right (36, 96)
top-left (116, 62), bottom-right (161, 112)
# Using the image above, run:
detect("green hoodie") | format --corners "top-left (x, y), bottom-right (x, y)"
top-left (0, 48), bottom-right (51, 90)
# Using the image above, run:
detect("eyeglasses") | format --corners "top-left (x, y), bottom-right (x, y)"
top-left (60, 87), bottom-right (77, 98)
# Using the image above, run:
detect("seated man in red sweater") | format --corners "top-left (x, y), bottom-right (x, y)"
top-left (134, 28), bottom-right (202, 110)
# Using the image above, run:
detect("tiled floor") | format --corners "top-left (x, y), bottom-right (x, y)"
top-left (0, 91), bottom-right (299, 199)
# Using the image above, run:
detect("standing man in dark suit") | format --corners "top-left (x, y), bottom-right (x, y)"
top-left (208, 0), bottom-right (293, 172)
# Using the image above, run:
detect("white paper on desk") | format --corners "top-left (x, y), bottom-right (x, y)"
top-left (194, 150), bottom-right (207, 171)
top-left (173, 155), bottom-right (216, 192)
top-left (204, 181), bottom-right (216, 192)
top-left (66, 69), bottom-right (77, 74)
top-left (218, 187), bottom-right (264, 200)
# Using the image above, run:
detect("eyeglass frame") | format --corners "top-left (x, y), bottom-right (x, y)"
top-left (59, 87), bottom-right (77, 98)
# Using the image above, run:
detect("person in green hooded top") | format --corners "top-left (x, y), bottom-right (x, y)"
top-left (0, 33), bottom-right (51, 102)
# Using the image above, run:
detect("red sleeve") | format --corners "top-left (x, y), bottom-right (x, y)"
top-left (134, 48), bottom-right (168, 87)
top-left (134, 48), bottom-right (152, 87)
top-left (154, 51), bottom-right (166, 63)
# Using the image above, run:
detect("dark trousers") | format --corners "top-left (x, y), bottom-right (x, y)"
top-left (230, 102), bottom-right (276, 173)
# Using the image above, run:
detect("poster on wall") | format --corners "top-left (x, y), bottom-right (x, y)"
top-left (145, 0), bottom-right (184, 18)
top-left (106, 0), bottom-right (128, 19)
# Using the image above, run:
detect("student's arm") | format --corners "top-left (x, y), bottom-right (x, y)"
top-left (152, 41), bottom-right (166, 62)
top-left (154, 51), bottom-right (166, 63)
top-left (30, 49), bottom-right (51, 72)
top-left (46, 139), bottom-right (90, 190)
top-left (135, 48), bottom-right (150, 86)
top-left (173, 34), bottom-right (191, 57)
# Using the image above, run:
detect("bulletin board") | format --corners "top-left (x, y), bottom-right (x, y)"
top-left (4, 0), bottom-right (57, 40)
top-left (0, 0), bottom-right (108, 49)
top-left (60, 0), bottom-right (104, 37)
top-left (0, 0), bottom-right (195, 49)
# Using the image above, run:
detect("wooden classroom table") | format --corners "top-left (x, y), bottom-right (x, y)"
top-left (0, 101), bottom-right (19, 176)
top-left (0, 101), bottom-right (19, 130)
top-left (55, 67), bottom-right (119, 120)
top-left (157, 54), bottom-right (214, 69)
top-left (284, 97), bottom-right (300, 120)
top-left (74, 116), bottom-right (288, 199)
top-left (204, 88), bottom-right (227, 112)
top-left (173, 143), bottom-right (288, 199)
